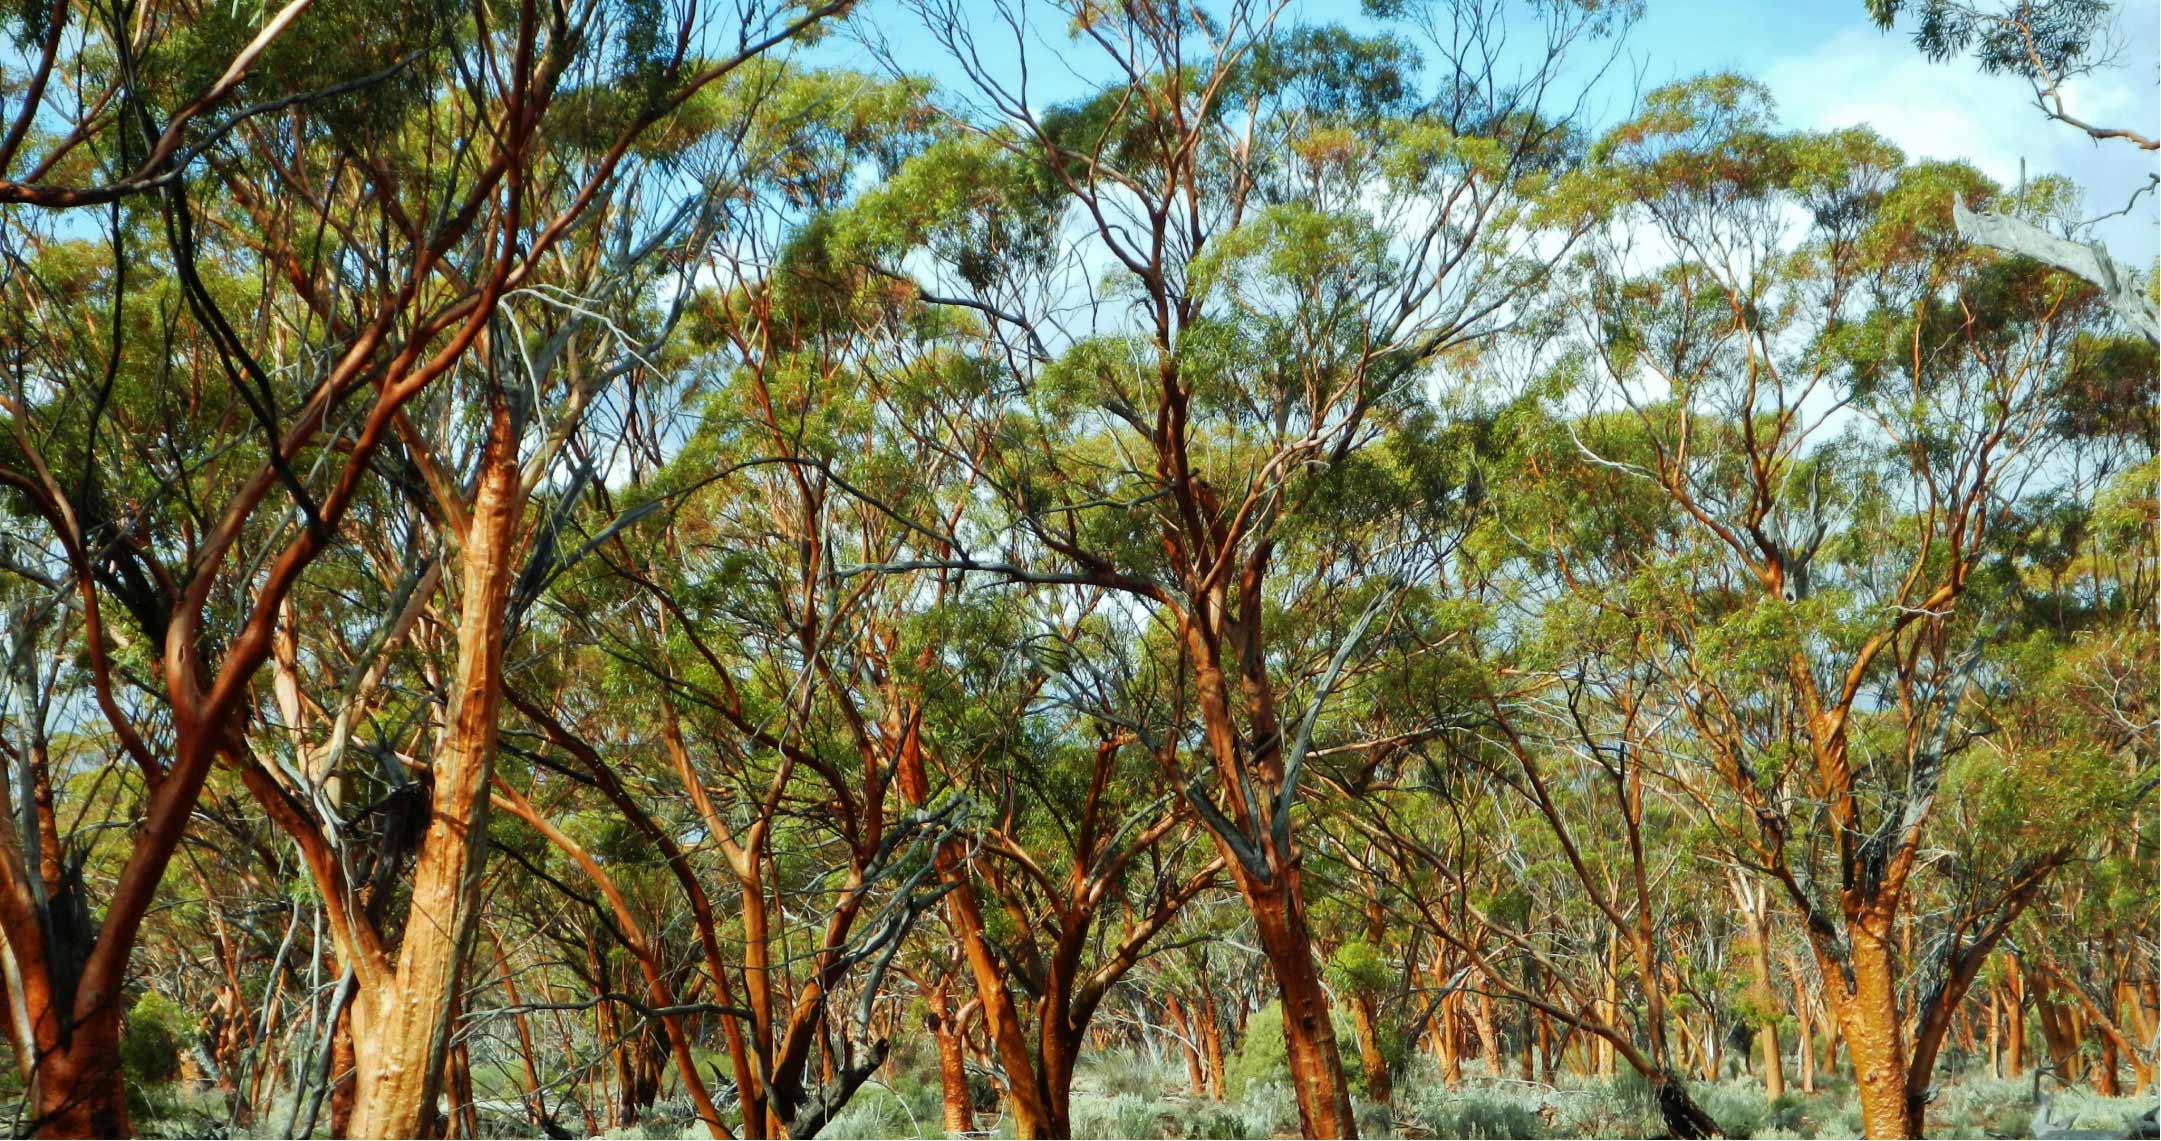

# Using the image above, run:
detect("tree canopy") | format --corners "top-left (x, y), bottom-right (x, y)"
top-left (0, 0), bottom-right (2152, 1139)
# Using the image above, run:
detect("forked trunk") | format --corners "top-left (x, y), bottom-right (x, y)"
top-left (929, 1003), bottom-right (973, 1133)
top-left (30, 1015), bottom-right (128, 1140)
top-left (1166, 995), bottom-right (1207, 1097)
top-left (1472, 990), bottom-right (1503, 1076)
top-left (345, 402), bottom-right (521, 1139)
top-left (894, 719), bottom-right (1051, 1138)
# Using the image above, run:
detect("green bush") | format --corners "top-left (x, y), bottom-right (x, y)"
top-left (121, 990), bottom-right (198, 1130)
top-left (1071, 1092), bottom-right (1166, 1139)
top-left (1222, 1000), bottom-right (1382, 1100)
top-left (120, 991), bottom-right (190, 1087)
top-left (1082, 1048), bottom-right (1174, 1098)
top-left (1224, 1002), bottom-right (1289, 1100)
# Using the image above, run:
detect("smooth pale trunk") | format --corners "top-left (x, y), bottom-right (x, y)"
top-left (1741, 903), bottom-right (1785, 1099)
top-left (345, 406), bottom-right (520, 1139)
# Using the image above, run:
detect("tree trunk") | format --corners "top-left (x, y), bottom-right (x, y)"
top-left (1245, 875), bottom-right (1357, 1139)
top-left (1987, 986), bottom-right (2001, 1080)
top-left (346, 399), bottom-right (520, 1140)
top-left (1474, 991), bottom-right (1505, 1077)
top-left (1439, 994), bottom-right (1463, 1085)
top-left (2004, 963), bottom-right (2025, 1079)
top-left (329, 994), bottom-right (357, 1138)
top-left (1167, 995), bottom-right (1207, 1097)
top-left (1519, 1001), bottom-right (1536, 1081)
top-left (928, 994), bottom-right (974, 1134)
top-left (1199, 989), bottom-right (1226, 1100)
top-left (1741, 901), bottom-right (1785, 1099)
top-left (1351, 991), bottom-right (1391, 1104)
top-left (1040, 1026), bottom-right (1082, 1139)
top-left (30, 1018), bottom-right (129, 1140)
top-left (1832, 920), bottom-right (1918, 1139)
top-left (894, 719), bottom-right (1050, 1139)
top-left (2094, 1025), bottom-right (2121, 1096)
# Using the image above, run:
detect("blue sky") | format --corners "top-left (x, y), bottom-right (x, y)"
top-left (827, 0), bottom-right (2160, 264)
top-left (1638, 0), bottom-right (2159, 262)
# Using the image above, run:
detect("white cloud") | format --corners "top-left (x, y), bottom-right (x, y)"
top-left (1761, 3), bottom-right (2158, 264)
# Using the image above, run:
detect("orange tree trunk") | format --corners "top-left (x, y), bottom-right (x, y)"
top-left (930, 1005), bottom-right (974, 1133)
top-left (345, 402), bottom-right (520, 1139)
top-left (1039, 1025), bottom-right (1084, 1138)
top-left (1439, 995), bottom-right (1463, 1084)
top-left (892, 719), bottom-right (1052, 1138)
top-left (1167, 996), bottom-right (1207, 1096)
top-left (1199, 990), bottom-right (1226, 1099)
top-left (1830, 920), bottom-right (1918, 1139)
top-left (1352, 992), bottom-right (1391, 1104)
top-left (1242, 868), bottom-right (1357, 1139)
top-left (30, 1014), bottom-right (129, 1139)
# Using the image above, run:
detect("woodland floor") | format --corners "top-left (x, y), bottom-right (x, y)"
top-left (128, 1049), bottom-right (2158, 1140)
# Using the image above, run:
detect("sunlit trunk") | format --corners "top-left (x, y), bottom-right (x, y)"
top-left (30, 1013), bottom-right (128, 1140)
top-left (1832, 919), bottom-right (1917, 1139)
top-left (1740, 897), bottom-right (1784, 1099)
top-left (346, 400), bottom-right (520, 1140)
top-left (894, 718), bottom-right (1050, 1138)
top-left (1438, 994), bottom-right (1463, 1084)
top-left (1243, 870), bottom-right (1357, 1139)
top-left (927, 985), bottom-right (974, 1133)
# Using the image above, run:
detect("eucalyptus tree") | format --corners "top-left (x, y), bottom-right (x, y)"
top-left (904, 600), bottom-right (1225, 1137)
top-left (1345, 530), bottom-right (1741, 1137)
top-left (1560, 74), bottom-right (2139, 1137)
top-left (487, 62), bottom-right (1005, 1139)
top-left (1864, 0), bottom-right (2158, 338)
top-left (0, 0), bottom-right (843, 1132)
top-left (845, 0), bottom-right (1629, 1130)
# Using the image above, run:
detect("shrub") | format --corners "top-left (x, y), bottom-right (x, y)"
top-left (1224, 1003), bottom-right (1289, 1100)
top-left (1071, 1093), bottom-right (1165, 1139)
top-left (816, 1081), bottom-right (934, 1139)
top-left (120, 991), bottom-right (191, 1087)
top-left (1424, 1094), bottom-right (1546, 1139)
top-left (1083, 1048), bottom-right (1174, 1099)
top-left (1697, 1078), bottom-right (1768, 1137)
top-left (1222, 1000), bottom-right (1377, 1099)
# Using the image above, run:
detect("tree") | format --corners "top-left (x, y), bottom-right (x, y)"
top-left (1561, 74), bottom-right (2134, 1137)
top-left (0, 0), bottom-right (843, 1132)
top-left (851, 1), bottom-right (1629, 1130)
